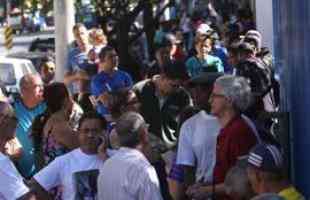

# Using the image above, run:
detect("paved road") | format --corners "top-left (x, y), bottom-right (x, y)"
top-left (0, 27), bottom-right (54, 56)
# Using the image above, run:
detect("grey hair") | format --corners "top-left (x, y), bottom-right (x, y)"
top-left (19, 74), bottom-right (41, 91)
top-left (215, 75), bottom-right (252, 112)
top-left (224, 165), bottom-right (254, 200)
top-left (251, 193), bottom-right (285, 200)
top-left (115, 111), bottom-right (146, 148)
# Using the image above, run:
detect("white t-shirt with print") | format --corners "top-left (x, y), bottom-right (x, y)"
top-left (0, 152), bottom-right (29, 200)
top-left (34, 148), bottom-right (104, 200)
top-left (176, 111), bottom-right (221, 183)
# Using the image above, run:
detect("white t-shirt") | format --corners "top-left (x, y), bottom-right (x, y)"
top-left (176, 111), bottom-right (259, 183)
top-left (34, 148), bottom-right (104, 200)
top-left (176, 111), bottom-right (221, 183)
top-left (98, 147), bottom-right (163, 200)
top-left (0, 152), bottom-right (29, 200)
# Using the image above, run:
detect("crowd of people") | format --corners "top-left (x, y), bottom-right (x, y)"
top-left (0, 4), bottom-right (305, 200)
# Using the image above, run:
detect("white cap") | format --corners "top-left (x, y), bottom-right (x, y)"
top-left (196, 23), bottom-right (211, 35)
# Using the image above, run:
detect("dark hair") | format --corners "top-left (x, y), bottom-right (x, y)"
top-left (115, 112), bottom-right (145, 148)
top-left (78, 111), bottom-right (107, 130)
top-left (155, 36), bottom-right (172, 50)
top-left (228, 42), bottom-right (241, 54)
top-left (0, 101), bottom-right (16, 120)
top-left (99, 46), bottom-right (115, 61)
top-left (108, 88), bottom-right (136, 119)
top-left (162, 60), bottom-right (189, 81)
top-left (238, 42), bottom-right (256, 54)
top-left (43, 82), bottom-right (70, 113)
top-left (73, 23), bottom-right (86, 31)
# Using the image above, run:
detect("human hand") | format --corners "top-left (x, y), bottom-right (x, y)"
top-left (75, 70), bottom-right (89, 80)
top-left (97, 135), bottom-right (108, 160)
top-left (187, 184), bottom-right (211, 200)
top-left (97, 92), bottom-right (111, 106)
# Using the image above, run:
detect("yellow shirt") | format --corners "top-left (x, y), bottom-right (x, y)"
top-left (279, 186), bottom-right (305, 200)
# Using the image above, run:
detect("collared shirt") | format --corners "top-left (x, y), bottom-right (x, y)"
top-left (97, 147), bottom-right (163, 200)
top-left (213, 116), bottom-right (257, 184)
top-left (279, 186), bottom-right (305, 200)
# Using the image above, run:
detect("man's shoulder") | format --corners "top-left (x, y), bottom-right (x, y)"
top-left (170, 86), bottom-right (191, 100)
top-left (185, 56), bottom-right (198, 67)
top-left (14, 100), bottom-right (46, 114)
top-left (207, 54), bottom-right (222, 63)
top-left (133, 79), bottom-right (153, 93)
top-left (182, 111), bottom-right (219, 131)
top-left (115, 69), bottom-right (131, 76)
top-left (52, 148), bottom-right (80, 163)
top-left (0, 153), bottom-right (10, 167)
top-left (91, 72), bottom-right (109, 86)
top-left (0, 153), bottom-right (21, 177)
top-left (228, 117), bottom-right (255, 138)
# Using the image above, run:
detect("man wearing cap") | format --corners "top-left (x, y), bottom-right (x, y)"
top-left (247, 144), bottom-right (304, 200)
top-left (236, 29), bottom-right (277, 114)
top-left (97, 112), bottom-right (163, 200)
top-left (234, 41), bottom-right (276, 116)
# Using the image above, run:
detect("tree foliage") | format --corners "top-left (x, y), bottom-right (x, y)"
top-left (92, 0), bottom-right (175, 80)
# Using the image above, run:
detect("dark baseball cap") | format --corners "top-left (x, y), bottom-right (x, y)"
top-left (188, 72), bottom-right (224, 87)
top-left (248, 143), bottom-right (284, 173)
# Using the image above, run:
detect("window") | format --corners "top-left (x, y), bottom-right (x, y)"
top-left (0, 63), bottom-right (16, 85)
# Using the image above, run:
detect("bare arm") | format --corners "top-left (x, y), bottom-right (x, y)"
top-left (183, 165), bottom-right (196, 188)
top-left (27, 179), bottom-right (53, 200)
top-left (64, 70), bottom-right (89, 85)
top-left (17, 192), bottom-right (36, 200)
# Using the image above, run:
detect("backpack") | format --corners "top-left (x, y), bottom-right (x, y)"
top-left (259, 48), bottom-right (280, 107)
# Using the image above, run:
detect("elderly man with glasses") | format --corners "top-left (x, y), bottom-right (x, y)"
top-left (187, 75), bottom-right (258, 200)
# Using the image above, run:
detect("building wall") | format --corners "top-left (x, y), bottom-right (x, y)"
top-left (256, 0), bottom-right (273, 52)
top-left (273, 0), bottom-right (310, 198)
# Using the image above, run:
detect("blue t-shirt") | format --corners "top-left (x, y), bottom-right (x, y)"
top-left (91, 70), bottom-right (133, 116)
top-left (185, 55), bottom-right (224, 77)
top-left (66, 47), bottom-right (89, 94)
top-left (212, 45), bottom-right (233, 74)
top-left (14, 99), bottom-right (46, 178)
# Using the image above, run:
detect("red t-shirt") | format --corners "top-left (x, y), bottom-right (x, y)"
top-left (213, 116), bottom-right (257, 184)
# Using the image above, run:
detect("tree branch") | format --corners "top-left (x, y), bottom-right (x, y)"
top-left (128, 0), bottom-right (174, 44)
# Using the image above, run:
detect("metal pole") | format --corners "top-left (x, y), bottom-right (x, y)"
top-left (54, 0), bottom-right (75, 82)
top-left (6, 0), bottom-right (10, 22)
